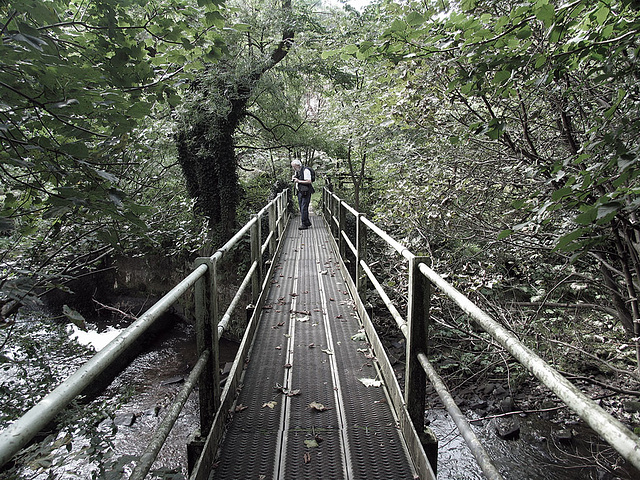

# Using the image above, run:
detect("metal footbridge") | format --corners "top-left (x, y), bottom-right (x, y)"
top-left (1, 188), bottom-right (640, 480)
top-left (210, 210), bottom-right (419, 479)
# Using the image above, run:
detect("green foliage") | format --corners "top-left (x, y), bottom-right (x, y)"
top-left (1, 0), bottom-right (225, 311)
top-left (331, 0), bottom-right (640, 337)
top-left (0, 313), bottom-right (134, 479)
top-left (174, 0), bottom-right (297, 244)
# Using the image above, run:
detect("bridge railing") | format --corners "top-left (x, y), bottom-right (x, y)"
top-left (0, 189), bottom-right (291, 479)
top-left (322, 187), bottom-right (640, 479)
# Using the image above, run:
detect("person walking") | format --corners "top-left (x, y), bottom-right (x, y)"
top-left (291, 159), bottom-right (314, 230)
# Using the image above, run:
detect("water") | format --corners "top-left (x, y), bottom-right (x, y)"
top-left (88, 316), bottom-right (239, 478)
top-left (427, 409), bottom-right (636, 479)
top-left (3, 314), bottom-right (238, 480)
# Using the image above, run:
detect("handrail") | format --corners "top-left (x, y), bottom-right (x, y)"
top-left (0, 188), bottom-right (291, 473)
top-left (0, 262), bottom-right (208, 468)
top-left (321, 187), bottom-right (640, 477)
top-left (416, 261), bottom-right (640, 471)
top-left (129, 350), bottom-right (211, 480)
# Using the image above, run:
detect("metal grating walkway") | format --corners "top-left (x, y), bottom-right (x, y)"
top-left (210, 213), bottom-right (417, 479)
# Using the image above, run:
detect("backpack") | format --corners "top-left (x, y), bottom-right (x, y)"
top-left (305, 166), bottom-right (316, 182)
top-left (297, 165), bottom-right (315, 182)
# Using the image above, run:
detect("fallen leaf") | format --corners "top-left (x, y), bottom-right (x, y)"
top-left (321, 349), bottom-right (334, 355)
top-left (303, 452), bottom-right (311, 464)
top-left (304, 439), bottom-right (319, 448)
top-left (308, 343), bottom-right (315, 348)
top-left (284, 363), bottom-right (292, 369)
top-left (358, 378), bottom-right (384, 388)
top-left (351, 332), bottom-right (366, 342)
top-left (315, 434), bottom-right (324, 444)
top-left (309, 401), bottom-right (331, 412)
top-left (235, 404), bottom-right (248, 412)
top-left (262, 401), bottom-right (277, 409)
top-left (274, 384), bottom-right (301, 396)
top-left (275, 345), bottom-right (282, 350)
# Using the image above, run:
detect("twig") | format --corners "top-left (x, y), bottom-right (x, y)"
top-left (468, 392), bottom-right (618, 424)
top-left (92, 299), bottom-right (138, 321)
top-left (548, 338), bottom-right (640, 382)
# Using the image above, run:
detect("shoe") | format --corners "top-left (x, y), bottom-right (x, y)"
top-left (298, 226), bottom-right (309, 230)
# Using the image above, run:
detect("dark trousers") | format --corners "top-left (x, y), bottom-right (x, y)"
top-left (298, 192), bottom-right (311, 227)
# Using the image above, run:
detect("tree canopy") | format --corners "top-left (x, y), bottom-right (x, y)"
top-left (2, 0), bottom-right (640, 357)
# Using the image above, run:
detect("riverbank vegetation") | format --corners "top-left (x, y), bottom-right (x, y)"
top-left (2, 0), bottom-right (639, 478)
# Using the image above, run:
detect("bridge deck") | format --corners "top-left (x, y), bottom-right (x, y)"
top-left (211, 213), bottom-right (417, 479)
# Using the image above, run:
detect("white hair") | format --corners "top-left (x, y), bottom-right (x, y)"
top-left (291, 159), bottom-right (302, 167)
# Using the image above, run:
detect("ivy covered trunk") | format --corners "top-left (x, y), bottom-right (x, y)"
top-left (175, 98), bottom-right (245, 243)
top-left (175, 0), bottom-right (294, 247)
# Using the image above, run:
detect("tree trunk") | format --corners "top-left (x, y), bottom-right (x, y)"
top-left (175, 0), bottom-right (294, 244)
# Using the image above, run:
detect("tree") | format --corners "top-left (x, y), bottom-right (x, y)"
top-left (344, 0), bottom-right (640, 362)
top-left (174, 0), bottom-right (295, 244)
top-left (1, 0), bottom-right (225, 318)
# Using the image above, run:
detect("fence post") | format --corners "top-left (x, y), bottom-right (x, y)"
top-left (268, 202), bottom-right (277, 257)
top-left (356, 213), bottom-right (367, 299)
top-left (338, 200), bottom-right (347, 260)
top-left (405, 256), bottom-right (437, 473)
top-left (278, 192), bottom-right (286, 240)
top-left (193, 257), bottom-right (221, 436)
top-left (251, 215), bottom-right (261, 303)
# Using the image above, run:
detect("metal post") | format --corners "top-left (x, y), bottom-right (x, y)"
top-left (405, 256), bottom-right (436, 474)
top-left (268, 202), bottom-right (277, 257)
top-left (356, 213), bottom-right (368, 299)
top-left (250, 215), bottom-right (261, 304)
top-left (194, 257), bottom-right (220, 435)
top-left (278, 192), bottom-right (285, 240)
top-left (339, 201), bottom-right (347, 260)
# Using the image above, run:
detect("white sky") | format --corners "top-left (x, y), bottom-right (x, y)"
top-left (324, 0), bottom-right (372, 11)
top-left (347, 0), bottom-right (371, 9)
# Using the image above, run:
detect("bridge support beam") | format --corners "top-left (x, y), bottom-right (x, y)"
top-left (194, 257), bottom-right (221, 436)
top-left (405, 255), bottom-right (437, 475)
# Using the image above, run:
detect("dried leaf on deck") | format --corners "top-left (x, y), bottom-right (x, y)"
top-left (351, 332), bottom-right (366, 341)
top-left (358, 378), bottom-right (384, 388)
top-left (308, 401), bottom-right (331, 412)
